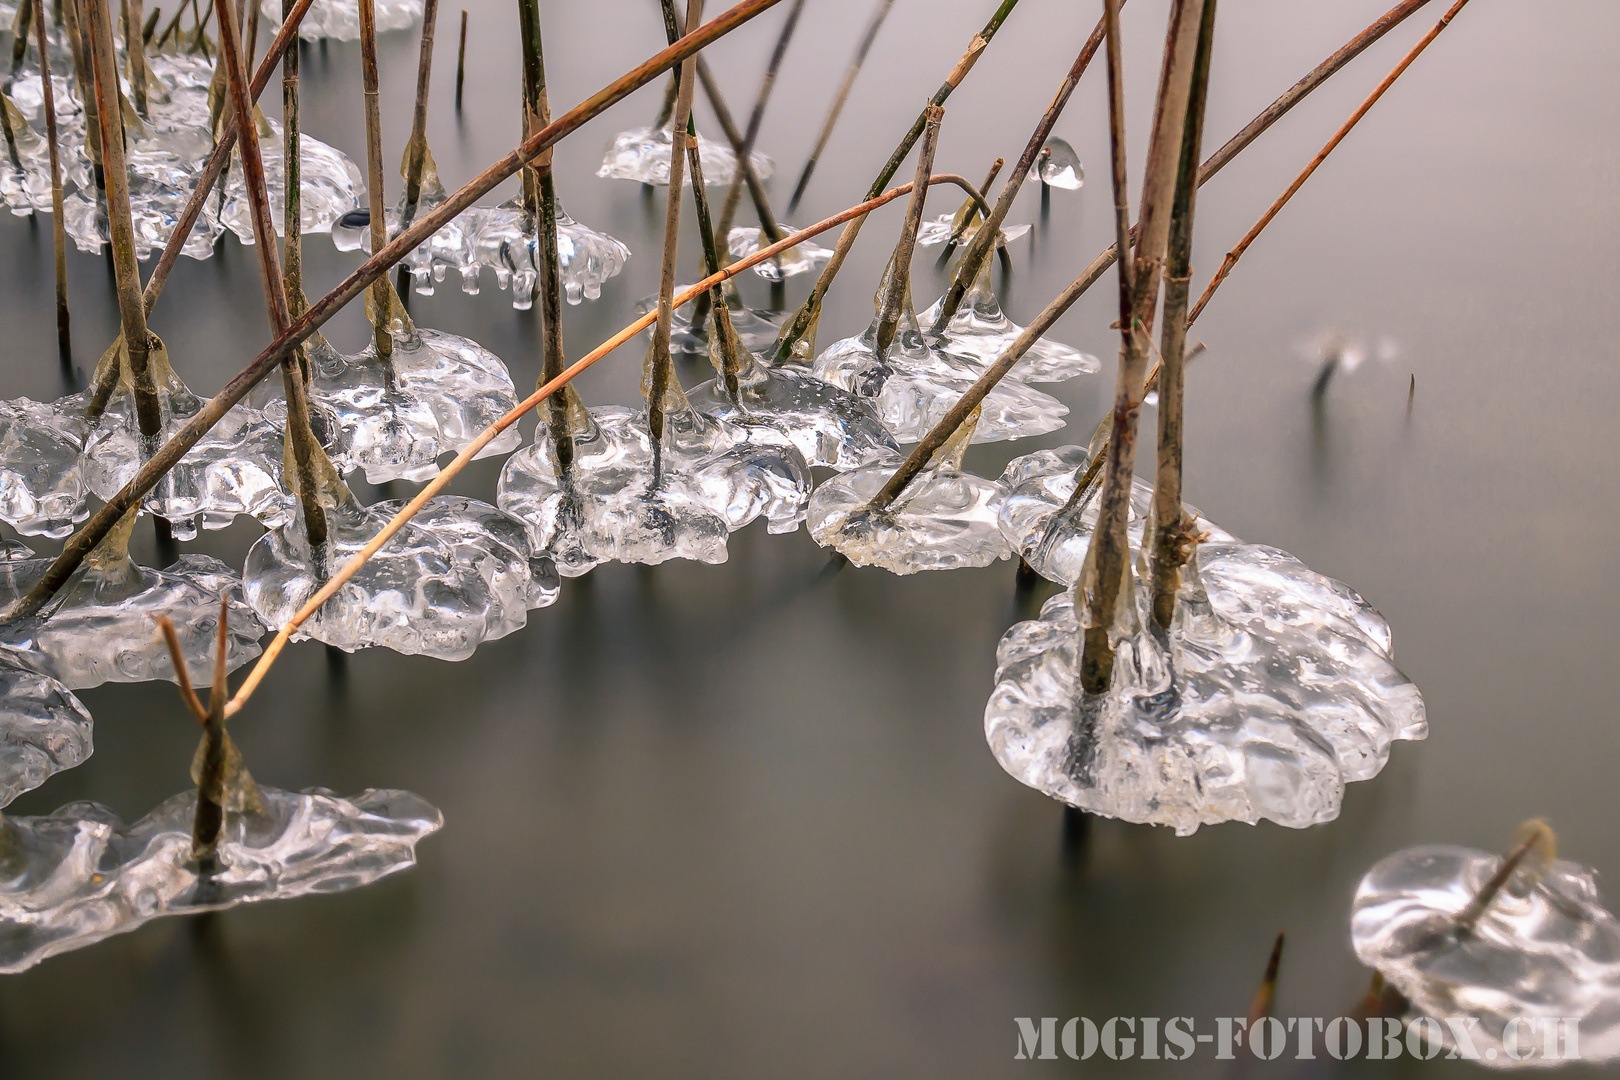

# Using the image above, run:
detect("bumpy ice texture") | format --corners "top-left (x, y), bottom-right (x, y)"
top-left (0, 394), bottom-right (90, 539)
top-left (261, 0), bottom-right (423, 40)
top-left (0, 643), bottom-right (93, 808)
top-left (919, 264), bottom-right (1099, 384)
top-left (685, 359), bottom-right (900, 471)
top-left (1352, 844), bottom-right (1620, 1066)
top-left (914, 213), bottom-right (1031, 250)
top-left (726, 225), bottom-right (831, 281)
top-left (597, 123), bottom-right (772, 188)
top-left (0, 786), bottom-right (441, 973)
top-left (218, 120), bottom-right (365, 243)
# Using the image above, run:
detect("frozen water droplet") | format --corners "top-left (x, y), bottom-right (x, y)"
top-left (726, 224), bottom-right (831, 281)
top-left (1029, 138), bottom-right (1083, 190)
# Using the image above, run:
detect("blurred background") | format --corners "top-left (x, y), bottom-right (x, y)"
top-left (0, 0), bottom-right (1616, 1075)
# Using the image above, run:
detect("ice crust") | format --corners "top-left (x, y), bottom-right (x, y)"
top-left (0, 644), bottom-right (93, 808)
top-left (915, 212), bottom-right (1030, 250)
top-left (0, 394), bottom-right (90, 539)
top-left (0, 785), bottom-right (441, 973)
top-left (218, 121), bottom-right (365, 243)
top-left (725, 225), bottom-right (832, 281)
top-left (685, 362), bottom-right (900, 471)
top-left (919, 266), bottom-right (1100, 384)
top-left (245, 492), bottom-right (556, 660)
top-left (597, 123), bottom-right (773, 188)
top-left (261, 0), bottom-right (424, 40)
top-left (1352, 844), bottom-right (1620, 1066)
top-left (498, 404), bottom-right (811, 576)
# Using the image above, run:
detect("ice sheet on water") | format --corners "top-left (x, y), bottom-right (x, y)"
top-left (498, 404), bottom-right (810, 576)
top-left (0, 522), bottom-right (264, 690)
top-left (1352, 843), bottom-right (1620, 1066)
top-left (725, 224), bottom-right (831, 281)
top-left (995, 446), bottom-right (1231, 587)
top-left (914, 212), bottom-right (1030, 250)
top-left (0, 785), bottom-right (441, 973)
top-left (260, 0), bottom-right (423, 40)
top-left (597, 123), bottom-right (773, 188)
top-left (811, 309), bottom-right (1067, 444)
top-left (1029, 137), bottom-right (1083, 190)
top-left (919, 262), bottom-right (1099, 383)
top-left (244, 493), bottom-right (557, 659)
top-left (984, 508), bottom-right (1424, 834)
top-left (807, 452), bottom-right (1011, 574)
top-left (0, 394), bottom-right (90, 540)
top-left (311, 327), bottom-right (521, 485)
top-left (80, 339), bottom-right (290, 539)
top-left (0, 643), bottom-right (93, 809)
top-left (218, 120), bottom-right (365, 243)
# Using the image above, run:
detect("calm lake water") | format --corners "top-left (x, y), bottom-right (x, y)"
top-left (0, 0), bottom-right (1616, 1076)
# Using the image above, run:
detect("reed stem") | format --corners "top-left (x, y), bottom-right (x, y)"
top-left (1148, 0), bottom-right (1215, 630)
top-left (695, 56), bottom-right (783, 245)
top-left (714, 0), bottom-right (803, 245)
top-left (455, 9), bottom-right (467, 110)
top-left (0, 0), bottom-right (792, 624)
top-left (127, 0), bottom-right (149, 115)
top-left (401, 0), bottom-right (439, 224)
top-left (358, 0), bottom-right (393, 357)
top-left (785, 0), bottom-right (892, 213)
top-left (874, 105), bottom-right (942, 358)
top-left (33, 0), bottom-right (71, 363)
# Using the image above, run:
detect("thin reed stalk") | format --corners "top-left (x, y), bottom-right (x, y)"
top-left (874, 105), bottom-right (943, 357)
top-left (32, 2), bottom-right (71, 362)
top-left (785, 0), bottom-right (892, 212)
top-left (455, 9), bottom-right (467, 110)
top-left (714, 0), bottom-right (803, 244)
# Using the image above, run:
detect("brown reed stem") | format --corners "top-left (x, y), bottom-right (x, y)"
top-left (281, 0), bottom-right (304, 327)
top-left (86, 0), bottom-right (162, 441)
top-left (714, 0), bottom-right (803, 245)
top-left (9, 0), bottom-right (33, 76)
top-left (771, 0), bottom-right (1022, 363)
top-left (518, 0), bottom-right (573, 470)
top-left (214, 0), bottom-right (327, 549)
top-left (1, 0), bottom-right (792, 625)
top-left (1148, 0), bottom-right (1215, 631)
top-left (455, 9), bottom-right (467, 110)
top-left (1245, 932), bottom-right (1286, 1026)
top-left (874, 104), bottom-right (942, 357)
top-left (785, 0), bottom-right (892, 213)
top-left (695, 55), bottom-right (783, 245)
top-left (224, 175), bottom-right (972, 717)
top-left (127, 0), bottom-right (149, 115)
top-left (30, 5), bottom-right (71, 362)
top-left (358, 0), bottom-right (393, 357)
top-left (933, 2), bottom-right (1118, 328)
top-left (1454, 820), bottom-right (1554, 934)
top-left (1187, 0), bottom-right (1473, 326)
top-left (191, 597), bottom-right (231, 860)
top-left (1078, 0), bottom-right (1205, 695)
top-left (400, 0), bottom-right (438, 225)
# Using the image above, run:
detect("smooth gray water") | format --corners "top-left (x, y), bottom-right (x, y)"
top-left (0, 0), bottom-right (1616, 1076)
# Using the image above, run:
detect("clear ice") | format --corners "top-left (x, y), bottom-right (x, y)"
top-left (1029, 137), bottom-right (1083, 190)
top-left (0, 642), bottom-right (93, 809)
top-left (244, 489), bottom-right (558, 660)
top-left (811, 308), bottom-right (1068, 445)
top-left (80, 339), bottom-right (291, 538)
top-left (497, 401), bottom-right (811, 577)
top-left (310, 325), bottom-right (521, 485)
top-left (725, 224), bottom-right (831, 281)
top-left (0, 515), bottom-right (264, 690)
top-left (217, 119), bottom-right (365, 244)
top-left (1351, 843), bottom-right (1620, 1066)
top-left (260, 0), bottom-right (424, 40)
top-left (638, 283), bottom-right (786, 356)
top-left (597, 123), bottom-right (773, 188)
top-left (471, 198), bottom-right (630, 308)
top-left (914, 212), bottom-right (1031, 250)
top-left (0, 785), bottom-right (441, 973)
top-left (0, 394), bottom-right (90, 539)
top-left (983, 463), bottom-right (1425, 834)
top-left (919, 261), bottom-right (1100, 384)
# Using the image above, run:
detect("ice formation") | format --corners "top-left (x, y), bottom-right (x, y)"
top-left (1351, 841), bottom-right (1620, 1066)
top-left (639, 283), bottom-right (785, 356)
top-left (80, 338), bottom-right (291, 539)
top-left (725, 224), bottom-right (832, 281)
top-left (807, 413), bottom-right (1010, 573)
top-left (0, 642), bottom-right (94, 808)
top-left (1029, 137), bottom-right (1083, 190)
top-left (983, 464), bottom-right (1425, 833)
top-left (995, 446), bottom-right (1230, 587)
top-left (244, 488), bottom-right (559, 660)
top-left (217, 119), bottom-right (365, 243)
top-left (597, 122), bottom-right (773, 188)
top-left (920, 261), bottom-right (1099, 383)
top-left (0, 513), bottom-right (264, 690)
top-left (0, 393), bottom-right (90, 539)
top-left (498, 400), bottom-right (811, 577)
top-left (811, 307), bottom-right (1068, 444)
top-left (0, 785), bottom-right (441, 974)
top-left (310, 324), bottom-right (521, 485)
top-left (471, 198), bottom-right (630, 308)
top-left (260, 0), bottom-right (424, 40)
top-left (914, 212), bottom-right (1030, 250)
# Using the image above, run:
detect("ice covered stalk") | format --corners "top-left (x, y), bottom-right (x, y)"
top-left (281, 0), bottom-right (311, 345)
top-left (1186, 0), bottom-right (1474, 325)
top-left (714, 0), bottom-right (803, 244)
top-left (3, 0), bottom-right (791, 625)
top-left (32, 0), bottom-right (72, 363)
top-left (518, 0), bottom-right (573, 471)
top-left (215, 0), bottom-right (328, 550)
top-left (86, 0), bottom-right (162, 443)
top-left (772, 0), bottom-right (1021, 363)
top-left (1454, 819), bottom-right (1556, 935)
top-left (1078, 0), bottom-right (1204, 695)
top-left (400, 0), bottom-right (438, 228)
top-left (932, 4), bottom-right (1116, 328)
top-left (8, 0), bottom-right (33, 76)
top-left (126, 0), bottom-right (149, 115)
top-left (873, 104), bottom-right (942, 359)
top-left (940, 157), bottom-right (1002, 251)
top-left (785, 0), bottom-right (892, 213)
top-left (1148, 0), bottom-right (1215, 631)
top-left (359, 0), bottom-right (394, 359)
top-left (154, 601), bottom-right (234, 862)
top-left (647, 0), bottom-right (701, 467)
